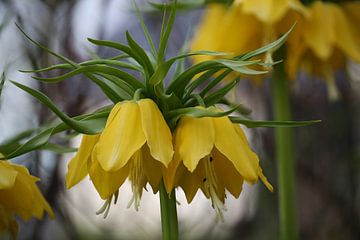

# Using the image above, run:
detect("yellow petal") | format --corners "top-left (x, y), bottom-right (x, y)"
top-left (212, 148), bottom-right (244, 198)
top-left (89, 146), bottom-right (129, 199)
top-left (138, 99), bottom-right (174, 167)
top-left (213, 117), bottom-right (258, 182)
top-left (241, 0), bottom-right (292, 23)
top-left (97, 101), bottom-right (146, 171)
top-left (332, 5), bottom-right (360, 63)
top-left (141, 145), bottom-right (163, 193)
top-left (190, 4), bottom-right (262, 63)
top-left (30, 183), bottom-right (55, 219)
top-left (303, 2), bottom-right (336, 60)
top-left (162, 131), bottom-right (183, 194)
top-left (66, 134), bottom-right (100, 189)
top-left (175, 116), bottom-right (215, 172)
top-left (0, 161), bottom-right (18, 189)
top-left (179, 165), bottom-right (203, 203)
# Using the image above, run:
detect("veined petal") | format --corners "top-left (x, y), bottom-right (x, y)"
top-left (0, 161), bottom-right (18, 190)
top-left (138, 99), bottom-right (174, 167)
top-left (97, 101), bottom-right (146, 171)
top-left (142, 145), bottom-right (163, 193)
top-left (176, 116), bottom-right (215, 172)
top-left (303, 2), bottom-right (336, 60)
top-left (66, 134), bottom-right (100, 189)
top-left (89, 146), bottom-right (129, 199)
top-left (213, 117), bottom-right (258, 182)
top-left (212, 148), bottom-right (244, 198)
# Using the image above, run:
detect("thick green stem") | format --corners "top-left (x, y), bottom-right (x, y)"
top-left (159, 180), bottom-right (179, 240)
top-left (272, 50), bottom-right (298, 240)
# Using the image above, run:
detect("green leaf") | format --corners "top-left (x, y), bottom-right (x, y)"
top-left (40, 143), bottom-right (77, 154)
top-left (203, 78), bottom-right (239, 106)
top-left (157, 0), bottom-right (177, 63)
top-left (85, 73), bottom-right (124, 102)
top-left (236, 25), bottom-right (295, 61)
top-left (132, 0), bottom-right (157, 58)
top-left (184, 69), bottom-right (218, 98)
top-left (166, 105), bottom-right (237, 128)
top-left (213, 59), bottom-right (267, 74)
top-left (1, 106), bottom-right (111, 159)
top-left (11, 81), bottom-right (109, 134)
top-left (229, 117), bottom-right (321, 128)
top-left (20, 59), bottom-right (142, 73)
top-left (87, 38), bottom-right (147, 71)
top-left (32, 65), bottom-right (144, 89)
top-left (126, 31), bottom-right (154, 77)
top-left (16, 23), bottom-right (78, 67)
top-left (199, 69), bottom-right (232, 97)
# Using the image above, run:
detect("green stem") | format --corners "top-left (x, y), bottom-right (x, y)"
top-left (159, 180), bottom-right (179, 240)
top-left (272, 50), bottom-right (298, 240)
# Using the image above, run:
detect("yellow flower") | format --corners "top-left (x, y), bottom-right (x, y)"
top-left (66, 99), bottom-right (174, 211)
top-left (164, 113), bottom-right (272, 220)
top-left (0, 159), bottom-right (54, 239)
top-left (191, 0), bottom-right (360, 97)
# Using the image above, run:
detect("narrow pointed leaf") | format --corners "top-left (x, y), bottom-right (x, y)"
top-left (229, 117), bottom-right (321, 128)
top-left (11, 81), bottom-right (108, 134)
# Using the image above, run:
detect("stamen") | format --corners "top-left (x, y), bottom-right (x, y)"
top-left (127, 150), bottom-right (144, 211)
top-left (203, 155), bottom-right (227, 222)
top-left (96, 195), bottom-right (113, 219)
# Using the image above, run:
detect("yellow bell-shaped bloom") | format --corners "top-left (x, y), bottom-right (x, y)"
top-left (66, 99), bottom-right (174, 211)
top-left (164, 113), bottom-right (272, 220)
top-left (191, 0), bottom-right (360, 97)
top-left (0, 159), bottom-right (54, 239)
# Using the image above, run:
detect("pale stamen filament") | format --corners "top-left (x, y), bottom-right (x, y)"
top-left (203, 155), bottom-right (227, 222)
top-left (127, 150), bottom-right (143, 211)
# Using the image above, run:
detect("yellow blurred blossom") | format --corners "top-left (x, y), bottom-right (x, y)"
top-left (66, 99), bottom-right (174, 213)
top-left (0, 159), bottom-right (54, 239)
top-left (191, 0), bottom-right (360, 97)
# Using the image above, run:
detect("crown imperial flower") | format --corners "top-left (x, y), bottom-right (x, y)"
top-left (0, 159), bottom-right (54, 238)
top-left (164, 111), bottom-right (273, 220)
top-left (66, 98), bottom-right (174, 212)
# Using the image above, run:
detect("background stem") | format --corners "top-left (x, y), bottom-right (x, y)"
top-left (272, 49), bottom-right (298, 240)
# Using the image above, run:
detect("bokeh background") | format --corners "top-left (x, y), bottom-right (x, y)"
top-left (0, 0), bottom-right (359, 239)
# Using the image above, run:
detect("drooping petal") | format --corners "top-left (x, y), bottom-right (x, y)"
top-left (141, 145), bottom-right (163, 193)
top-left (89, 146), bottom-right (129, 200)
top-left (212, 148), bottom-right (244, 198)
top-left (213, 117), bottom-right (258, 182)
top-left (0, 161), bottom-right (18, 190)
top-left (66, 134), bottom-right (100, 189)
top-left (175, 116), bottom-right (215, 172)
top-left (138, 99), bottom-right (174, 167)
top-left (97, 101), bottom-right (146, 171)
top-left (303, 2), bottom-right (336, 60)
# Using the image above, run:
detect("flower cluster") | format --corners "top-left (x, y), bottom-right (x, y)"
top-left (0, 157), bottom-right (54, 238)
top-left (191, 0), bottom-right (360, 97)
top-left (66, 99), bottom-right (272, 219)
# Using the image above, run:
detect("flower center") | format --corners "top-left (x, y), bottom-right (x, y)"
top-left (127, 150), bottom-right (144, 211)
top-left (203, 155), bottom-right (227, 221)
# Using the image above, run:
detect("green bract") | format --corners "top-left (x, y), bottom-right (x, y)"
top-left (0, 2), bottom-right (317, 160)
